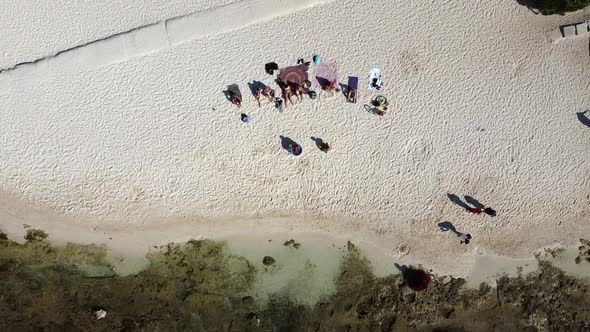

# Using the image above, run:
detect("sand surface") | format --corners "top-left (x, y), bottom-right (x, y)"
top-left (1, 0), bottom-right (589, 278)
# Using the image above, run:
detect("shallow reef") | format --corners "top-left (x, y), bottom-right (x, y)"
top-left (0, 229), bottom-right (589, 331)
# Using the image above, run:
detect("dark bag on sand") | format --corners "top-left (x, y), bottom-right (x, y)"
top-left (265, 62), bottom-right (279, 75)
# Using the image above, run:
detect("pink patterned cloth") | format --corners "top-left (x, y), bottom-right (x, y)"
top-left (314, 57), bottom-right (340, 88)
top-left (277, 65), bottom-right (309, 85)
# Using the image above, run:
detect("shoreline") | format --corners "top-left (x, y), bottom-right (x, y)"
top-left (3, 192), bottom-right (588, 288)
top-left (2, 230), bottom-right (589, 330)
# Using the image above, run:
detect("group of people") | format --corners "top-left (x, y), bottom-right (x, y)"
top-left (460, 202), bottom-right (497, 245)
top-left (230, 54), bottom-right (371, 156)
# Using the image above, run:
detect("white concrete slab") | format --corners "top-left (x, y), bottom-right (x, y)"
top-left (575, 22), bottom-right (589, 35)
top-left (563, 25), bottom-right (576, 38)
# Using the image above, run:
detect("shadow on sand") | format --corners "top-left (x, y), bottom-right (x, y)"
top-left (279, 135), bottom-right (298, 152)
top-left (447, 194), bottom-right (470, 210)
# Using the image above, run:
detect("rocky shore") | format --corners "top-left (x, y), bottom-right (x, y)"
top-left (1, 230), bottom-right (589, 331)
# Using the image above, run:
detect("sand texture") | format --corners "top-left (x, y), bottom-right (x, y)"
top-left (1, 0), bottom-right (589, 275)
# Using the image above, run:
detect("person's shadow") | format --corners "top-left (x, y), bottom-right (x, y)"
top-left (223, 84), bottom-right (241, 102)
top-left (316, 76), bottom-right (331, 89)
top-left (437, 221), bottom-right (463, 236)
top-left (310, 136), bottom-right (325, 150)
top-left (247, 81), bottom-right (267, 96)
top-left (222, 89), bottom-right (232, 101)
top-left (338, 83), bottom-right (349, 98)
top-left (464, 196), bottom-right (484, 209)
top-left (279, 135), bottom-right (297, 152)
top-left (447, 194), bottom-right (470, 210)
top-left (576, 111), bottom-right (590, 128)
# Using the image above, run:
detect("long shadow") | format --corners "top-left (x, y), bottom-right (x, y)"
top-left (316, 76), bottom-right (331, 89)
top-left (464, 196), bottom-right (484, 209)
top-left (222, 90), bottom-right (232, 101)
top-left (447, 193), bottom-right (470, 210)
top-left (223, 84), bottom-right (241, 101)
top-left (437, 221), bottom-right (463, 236)
top-left (576, 111), bottom-right (590, 127)
top-left (339, 83), bottom-right (349, 98)
top-left (279, 135), bottom-right (298, 152)
top-left (310, 136), bottom-right (324, 150)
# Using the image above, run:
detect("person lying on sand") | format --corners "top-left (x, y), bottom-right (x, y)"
top-left (230, 94), bottom-right (241, 108)
top-left (290, 144), bottom-right (302, 156)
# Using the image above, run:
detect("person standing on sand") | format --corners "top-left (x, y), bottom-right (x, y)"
top-left (319, 142), bottom-right (330, 153)
top-left (483, 207), bottom-right (496, 217)
top-left (290, 144), bottom-right (302, 156)
top-left (460, 233), bottom-right (472, 244)
top-left (240, 113), bottom-right (252, 123)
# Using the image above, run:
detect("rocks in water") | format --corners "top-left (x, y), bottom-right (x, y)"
top-left (575, 241), bottom-right (590, 264)
top-left (24, 275), bottom-right (42, 290)
top-left (283, 239), bottom-right (301, 249)
top-left (438, 306), bottom-right (455, 319)
top-left (347, 241), bottom-right (355, 252)
top-left (262, 256), bottom-right (276, 266)
top-left (24, 229), bottom-right (48, 242)
top-left (242, 296), bottom-right (254, 306)
top-left (80, 264), bottom-right (116, 278)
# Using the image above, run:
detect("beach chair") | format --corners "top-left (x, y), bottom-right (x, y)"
top-left (347, 76), bottom-right (359, 103)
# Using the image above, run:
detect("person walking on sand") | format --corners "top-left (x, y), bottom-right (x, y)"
top-left (467, 207), bottom-right (482, 215)
top-left (483, 207), bottom-right (496, 217)
top-left (460, 233), bottom-right (472, 244)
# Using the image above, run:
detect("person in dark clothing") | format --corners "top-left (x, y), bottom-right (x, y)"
top-left (483, 207), bottom-right (497, 217)
top-left (319, 142), bottom-right (330, 153)
top-left (460, 233), bottom-right (472, 244)
top-left (467, 207), bottom-right (482, 215)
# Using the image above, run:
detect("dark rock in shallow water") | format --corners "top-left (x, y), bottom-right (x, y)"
top-left (283, 239), bottom-right (301, 249)
top-left (262, 256), bottom-right (276, 266)
top-left (24, 275), bottom-right (42, 290)
top-left (24, 229), bottom-right (48, 242)
top-left (82, 265), bottom-right (115, 278)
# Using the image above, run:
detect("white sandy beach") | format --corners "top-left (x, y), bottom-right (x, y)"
top-left (0, 0), bottom-right (589, 280)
